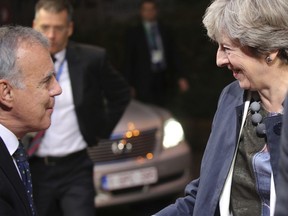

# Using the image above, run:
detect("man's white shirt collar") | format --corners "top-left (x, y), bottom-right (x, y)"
top-left (0, 124), bottom-right (19, 156)
top-left (54, 49), bottom-right (66, 64)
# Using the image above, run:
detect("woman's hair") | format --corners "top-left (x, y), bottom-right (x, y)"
top-left (0, 26), bottom-right (49, 88)
top-left (203, 0), bottom-right (288, 61)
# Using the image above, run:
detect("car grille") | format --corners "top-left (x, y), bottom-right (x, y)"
top-left (88, 128), bottom-right (157, 163)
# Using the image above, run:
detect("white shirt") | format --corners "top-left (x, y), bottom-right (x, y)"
top-left (36, 49), bottom-right (87, 157)
top-left (0, 124), bottom-right (21, 177)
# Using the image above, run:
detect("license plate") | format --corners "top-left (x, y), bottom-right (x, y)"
top-left (101, 167), bottom-right (158, 191)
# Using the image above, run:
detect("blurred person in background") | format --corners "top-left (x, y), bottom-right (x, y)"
top-left (124, 0), bottom-right (189, 109)
top-left (0, 25), bottom-right (61, 216)
top-left (154, 0), bottom-right (288, 215)
top-left (29, 0), bottom-right (130, 216)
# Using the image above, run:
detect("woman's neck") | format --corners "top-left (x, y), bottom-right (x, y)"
top-left (258, 86), bottom-right (287, 113)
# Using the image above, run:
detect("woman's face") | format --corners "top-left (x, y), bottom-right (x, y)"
top-left (216, 35), bottom-right (268, 91)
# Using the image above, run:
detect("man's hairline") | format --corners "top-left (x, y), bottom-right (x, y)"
top-left (34, 8), bottom-right (71, 23)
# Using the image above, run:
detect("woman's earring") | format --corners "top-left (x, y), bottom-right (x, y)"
top-left (266, 56), bottom-right (272, 63)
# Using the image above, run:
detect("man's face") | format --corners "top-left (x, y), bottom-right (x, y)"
top-left (11, 43), bottom-right (62, 136)
top-left (33, 9), bottom-right (73, 55)
top-left (140, 2), bottom-right (158, 22)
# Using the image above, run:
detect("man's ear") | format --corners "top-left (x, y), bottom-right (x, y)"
top-left (0, 80), bottom-right (13, 109)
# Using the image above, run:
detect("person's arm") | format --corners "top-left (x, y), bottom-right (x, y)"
top-left (154, 178), bottom-right (199, 215)
top-left (99, 51), bottom-right (131, 135)
top-left (154, 81), bottom-right (242, 216)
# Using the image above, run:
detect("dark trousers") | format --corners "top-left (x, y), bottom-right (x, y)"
top-left (30, 150), bottom-right (95, 216)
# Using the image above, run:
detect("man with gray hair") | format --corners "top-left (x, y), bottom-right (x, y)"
top-left (0, 25), bottom-right (62, 216)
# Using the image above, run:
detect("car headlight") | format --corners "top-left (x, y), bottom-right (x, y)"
top-left (163, 118), bottom-right (184, 149)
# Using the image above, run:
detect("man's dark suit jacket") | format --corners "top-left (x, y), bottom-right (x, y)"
top-left (0, 138), bottom-right (33, 216)
top-left (124, 22), bottom-right (183, 106)
top-left (66, 41), bottom-right (130, 146)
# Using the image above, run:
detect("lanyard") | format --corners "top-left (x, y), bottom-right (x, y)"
top-left (56, 58), bottom-right (66, 81)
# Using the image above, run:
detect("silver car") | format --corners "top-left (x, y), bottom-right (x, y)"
top-left (88, 100), bottom-right (192, 208)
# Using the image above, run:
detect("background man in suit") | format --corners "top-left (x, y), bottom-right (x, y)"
top-left (124, 0), bottom-right (189, 108)
top-left (0, 25), bottom-right (62, 216)
top-left (30, 0), bottom-right (131, 215)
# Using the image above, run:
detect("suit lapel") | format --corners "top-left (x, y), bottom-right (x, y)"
top-left (66, 42), bottom-right (84, 108)
top-left (0, 139), bottom-right (31, 215)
